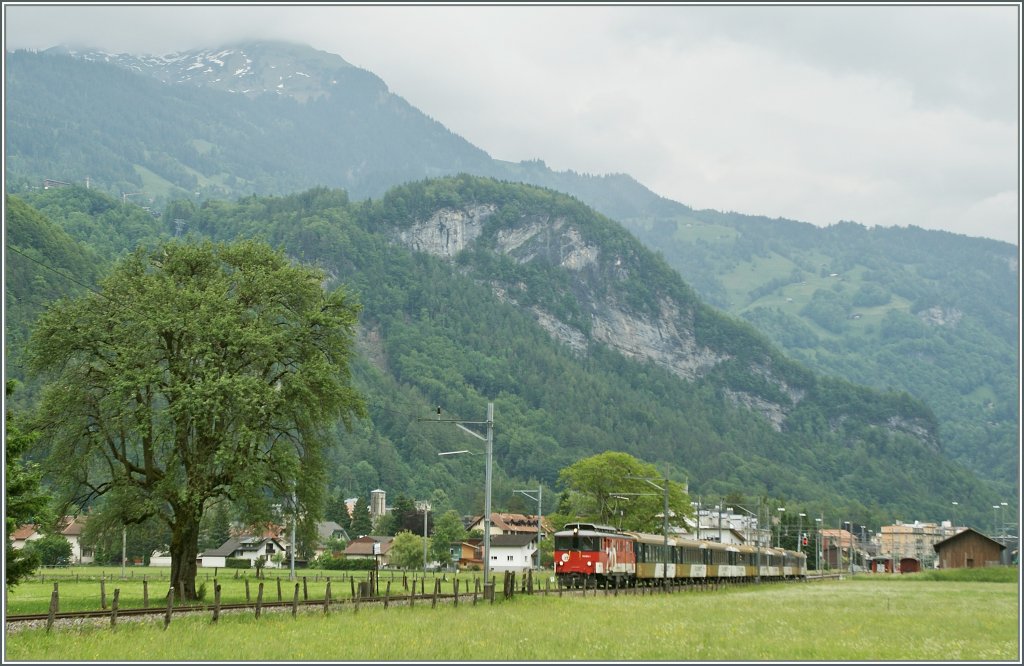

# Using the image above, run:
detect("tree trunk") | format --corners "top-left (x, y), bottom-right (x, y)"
top-left (169, 512), bottom-right (201, 601)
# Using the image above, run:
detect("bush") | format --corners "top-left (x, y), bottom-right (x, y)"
top-left (310, 555), bottom-right (376, 571)
top-left (24, 534), bottom-right (72, 566)
top-left (225, 558), bottom-right (251, 569)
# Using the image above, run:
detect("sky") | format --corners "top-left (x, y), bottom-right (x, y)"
top-left (3, 3), bottom-right (1021, 245)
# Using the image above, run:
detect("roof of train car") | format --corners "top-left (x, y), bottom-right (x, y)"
top-left (553, 524), bottom-right (634, 538)
top-left (621, 531), bottom-right (673, 545)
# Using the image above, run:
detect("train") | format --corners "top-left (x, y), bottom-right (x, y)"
top-left (553, 522), bottom-right (807, 588)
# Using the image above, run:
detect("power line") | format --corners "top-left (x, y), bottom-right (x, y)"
top-left (7, 245), bottom-right (103, 298)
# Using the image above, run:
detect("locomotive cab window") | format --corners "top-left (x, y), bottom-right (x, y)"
top-left (555, 535), bottom-right (600, 551)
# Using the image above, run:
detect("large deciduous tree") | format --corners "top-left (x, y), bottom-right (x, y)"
top-left (558, 451), bottom-right (692, 533)
top-left (388, 530), bottom-right (425, 571)
top-left (26, 239), bottom-right (365, 599)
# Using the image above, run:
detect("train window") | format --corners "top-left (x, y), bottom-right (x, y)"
top-left (554, 535), bottom-right (600, 551)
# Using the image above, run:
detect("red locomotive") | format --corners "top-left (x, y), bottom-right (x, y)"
top-left (553, 522), bottom-right (636, 588)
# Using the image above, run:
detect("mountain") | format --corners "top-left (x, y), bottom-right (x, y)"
top-left (3, 42), bottom-right (1018, 497)
top-left (5, 181), bottom-right (1001, 528)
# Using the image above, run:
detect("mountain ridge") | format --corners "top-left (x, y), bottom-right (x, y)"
top-left (4, 42), bottom-right (1017, 495)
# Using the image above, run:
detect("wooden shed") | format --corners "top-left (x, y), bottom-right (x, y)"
top-left (933, 528), bottom-right (1005, 569)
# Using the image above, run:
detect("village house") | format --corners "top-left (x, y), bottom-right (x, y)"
top-left (487, 533), bottom-right (538, 572)
top-left (9, 516), bottom-right (94, 564)
top-left (465, 512), bottom-right (554, 538)
top-left (342, 535), bottom-right (394, 567)
top-left (200, 535), bottom-right (290, 569)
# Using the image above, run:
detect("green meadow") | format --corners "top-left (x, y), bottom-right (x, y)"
top-left (4, 572), bottom-right (1019, 662)
top-left (4, 566), bottom-right (487, 615)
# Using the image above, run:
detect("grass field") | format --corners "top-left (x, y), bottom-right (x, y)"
top-left (4, 574), bottom-right (1019, 661)
top-left (4, 566), bottom-right (486, 614)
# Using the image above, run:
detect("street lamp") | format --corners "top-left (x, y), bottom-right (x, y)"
top-left (992, 506), bottom-right (1000, 537)
top-left (1000, 502), bottom-right (1008, 538)
top-left (426, 403), bottom-right (495, 600)
top-left (776, 507), bottom-right (785, 547)
top-left (798, 513), bottom-right (806, 556)
top-left (951, 501), bottom-right (959, 536)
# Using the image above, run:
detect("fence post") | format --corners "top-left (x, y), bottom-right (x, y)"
top-left (164, 587), bottom-right (174, 630)
top-left (277, 577), bottom-right (282, 602)
top-left (384, 581), bottom-right (391, 609)
top-left (431, 578), bottom-right (439, 608)
top-left (453, 578), bottom-right (459, 607)
top-left (303, 576), bottom-right (308, 601)
top-left (323, 580), bottom-right (331, 615)
top-left (53, 582), bottom-right (60, 613)
top-left (143, 579), bottom-right (149, 608)
top-left (46, 588), bottom-right (58, 633)
top-left (212, 584), bottom-right (221, 623)
top-left (255, 582), bottom-right (264, 619)
top-left (110, 589), bottom-right (119, 628)
top-left (245, 577), bottom-right (250, 603)
top-left (292, 583), bottom-right (299, 618)
top-left (101, 577), bottom-right (107, 610)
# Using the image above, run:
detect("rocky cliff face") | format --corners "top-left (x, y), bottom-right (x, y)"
top-left (386, 197), bottom-right (939, 443)
top-left (394, 206), bottom-right (731, 383)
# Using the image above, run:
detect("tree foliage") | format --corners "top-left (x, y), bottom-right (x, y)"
top-left (24, 534), bottom-right (72, 567)
top-left (348, 495), bottom-right (373, 538)
top-left (5, 380), bottom-right (50, 588)
top-left (558, 452), bottom-right (692, 533)
top-left (429, 509), bottom-right (467, 565)
top-left (388, 530), bottom-right (425, 570)
top-left (25, 238), bottom-right (365, 599)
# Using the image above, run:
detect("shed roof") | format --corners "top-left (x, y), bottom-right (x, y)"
top-left (932, 527), bottom-right (1006, 552)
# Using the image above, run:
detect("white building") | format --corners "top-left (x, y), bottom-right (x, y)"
top-left (487, 533), bottom-right (538, 572)
top-left (200, 536), bottom-right (290, 569)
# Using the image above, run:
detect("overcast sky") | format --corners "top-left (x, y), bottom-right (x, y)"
top-left (4, 3), bottom-right (1020, 245)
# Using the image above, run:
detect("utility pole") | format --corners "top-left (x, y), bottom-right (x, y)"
top-left (416, 501), bottom-right (430, 571)
top-left (513, 487), bottom-right (542, 569)
top-left (423, 402), bottom-right (494, 600)
top-left (290, 489), bottom-right (296, 581)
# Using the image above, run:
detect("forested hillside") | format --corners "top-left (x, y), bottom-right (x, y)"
top-left (4, 180), bottom-right (1002, 528)
top-left (4, 44), bottom-right (1017, 498)
top-left (617, 209), bottom-right (1019, 491)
